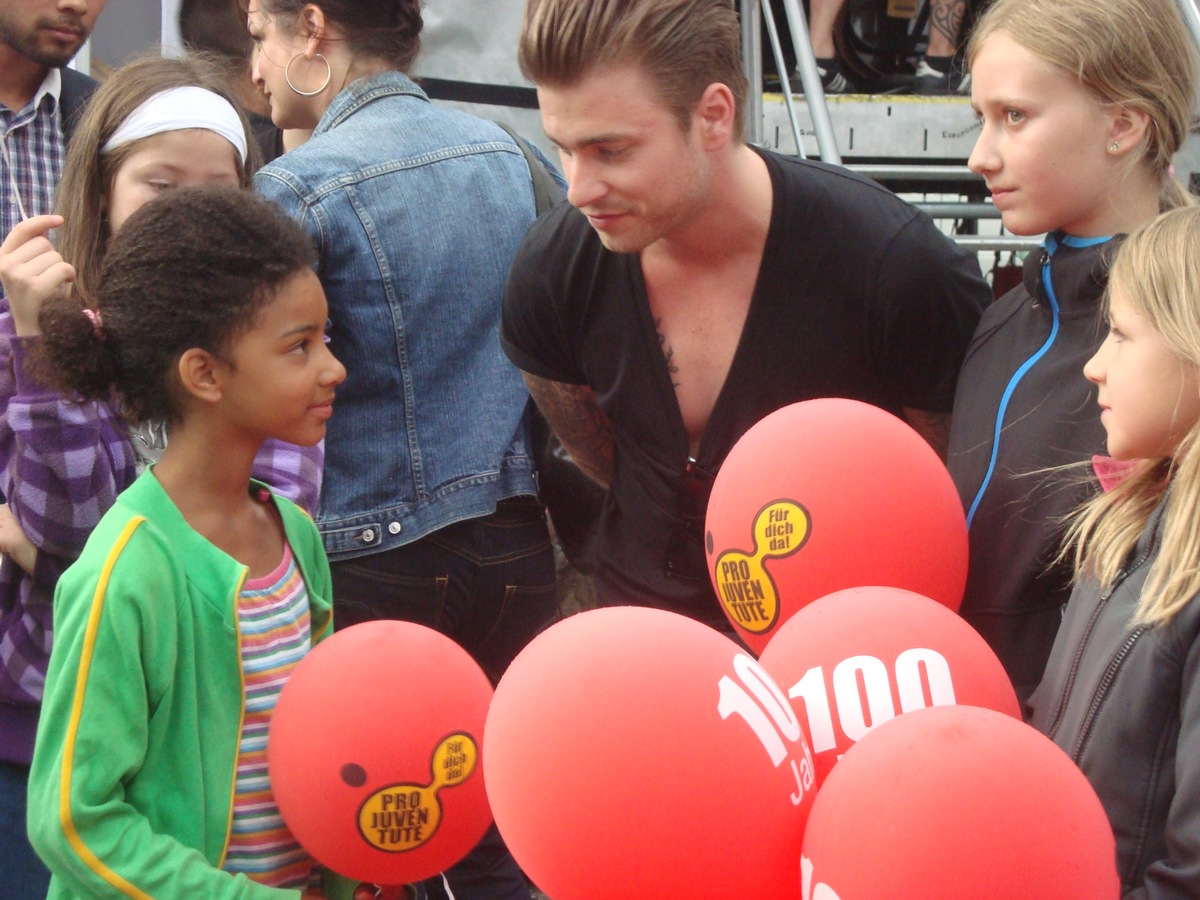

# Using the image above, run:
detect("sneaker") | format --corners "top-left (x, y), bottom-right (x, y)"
top-left (814, 57), bottom-right (853, 94)
top-left (913, 58), bottom-right (970, 95)
top-left (766, 61), bottom-right (853, 95)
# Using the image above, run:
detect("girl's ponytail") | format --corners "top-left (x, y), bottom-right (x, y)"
top-left (31, 293), bottom-right (124, 408)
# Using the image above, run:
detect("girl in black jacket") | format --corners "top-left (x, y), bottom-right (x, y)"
top-left (946, 0), bottom-right (1198, 706)
top-left (1030, 207), bottom-right (1200, 898)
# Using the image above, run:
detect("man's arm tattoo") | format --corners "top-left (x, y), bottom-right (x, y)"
top-left (523, 372), bottom-right (616, 488)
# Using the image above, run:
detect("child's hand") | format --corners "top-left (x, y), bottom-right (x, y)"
top-left (0, 503), bottom-right (36, 574)
top-left (0, 215), bottom-right (75, 337)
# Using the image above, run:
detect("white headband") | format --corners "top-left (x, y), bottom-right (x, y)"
top-left (100, 86), bottom-right (248, 164)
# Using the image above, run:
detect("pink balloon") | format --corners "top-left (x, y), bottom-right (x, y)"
top-left (801, 705), bottom-right (1119, 899)
top-left (484, 607), bottom-right (817, 900)
top-left (269, 621), bottom-right (494, 884)
top-left (759, 586), bottom-right (1020, 785)
top-left (705, 399), bottom-right (967, 653)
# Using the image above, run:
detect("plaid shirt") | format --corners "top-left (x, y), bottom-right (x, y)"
top-left (0, 310), bottom-right (139, 764)
top-left (1, 68), bottom-right (64, 240)
top-left (252, 439), bottom-right (323, 513)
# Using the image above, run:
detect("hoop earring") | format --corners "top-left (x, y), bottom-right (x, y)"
top-left (285, 51), bottom-right (332, 97)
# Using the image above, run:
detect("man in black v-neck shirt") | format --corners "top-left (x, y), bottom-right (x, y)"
top-left (502, 0), bottom-right (988, 629)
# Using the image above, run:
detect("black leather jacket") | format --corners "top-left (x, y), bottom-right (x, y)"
top-left (1029, 492), bottom-right (1200, 897)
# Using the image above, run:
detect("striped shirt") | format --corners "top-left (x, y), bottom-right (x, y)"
top-left (223, 542), bottom-right (315, 888)
top-left (1, 68), bottom-right (63, 241)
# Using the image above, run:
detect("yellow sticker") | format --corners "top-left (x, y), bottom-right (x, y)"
top-left (357, 732), bottom-right (478, 852)
top-left (713, 500), bottom-right (810, 634)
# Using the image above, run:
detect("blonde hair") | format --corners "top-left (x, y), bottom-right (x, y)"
top-left (518, 0), bottom-right (748, 139)
top-left (55, 52), bottom-right (256, 307)
top-left (968, 0), bottom-right (1197, 211)
top-left (1063, 207), bottom-right (1200, 626)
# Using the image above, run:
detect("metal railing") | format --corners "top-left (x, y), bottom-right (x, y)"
top-left (741, 0), bottom-right (1200, 254)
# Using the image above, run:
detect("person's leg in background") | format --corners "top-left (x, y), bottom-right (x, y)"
top-left (764, 0), bottom-right (854, 94)
top-left (330, 497), bottom-right (560, 900)
top-left (914, 0), bottom-right (970, 92)
top-left (1, 758), bottom-right (52, 897)
top-left (808, 0), bottom-right (854, 91)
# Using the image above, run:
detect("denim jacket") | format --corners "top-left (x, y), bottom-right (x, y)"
top-left (255, 71), bottom-right (548, 560)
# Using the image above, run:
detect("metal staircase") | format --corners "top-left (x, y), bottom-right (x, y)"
top-left (743, 0), bottom-right (1200, 256)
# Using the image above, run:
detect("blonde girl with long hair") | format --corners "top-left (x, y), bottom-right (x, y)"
top-left (1029, 206), bottom-right (1200, 895)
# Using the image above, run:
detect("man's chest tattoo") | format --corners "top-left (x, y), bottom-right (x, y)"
top-left (655, 317), bottom-right (681, 388)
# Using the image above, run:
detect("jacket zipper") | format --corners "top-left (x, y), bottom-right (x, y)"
top-left (1046, 525), bottom-right (1158, 742)
top-left (1029, 247), bottom-right (1049, 308)
top-left (965, 245), bottom-right (1059, 528)
top-left (1044, 585), bottom-right (1113, 741)
top-left (1070, 624), bottom-right (1149, 761)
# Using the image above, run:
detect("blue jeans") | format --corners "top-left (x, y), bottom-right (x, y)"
top-left (329, 496), bottom-right (558, 900)
top-left (1, 759), bottom-right (51, 898)
top-left (330, 496), bottom-right (559, 681)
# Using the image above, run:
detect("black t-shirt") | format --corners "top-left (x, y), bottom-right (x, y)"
top-left (502, 148), bottom-right (988, 627)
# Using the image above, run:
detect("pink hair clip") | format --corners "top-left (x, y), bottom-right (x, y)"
top-left (82, 307), bottom-right (104, 338)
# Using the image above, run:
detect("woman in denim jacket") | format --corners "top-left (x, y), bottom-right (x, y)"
top-left (247, 3), bottom-right (560, 898)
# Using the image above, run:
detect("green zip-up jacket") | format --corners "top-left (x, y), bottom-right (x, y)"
top-left (27, 470), bottom-right (335, 899)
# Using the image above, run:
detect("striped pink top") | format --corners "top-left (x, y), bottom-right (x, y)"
top-left (223, 543), bottom-right (315, 889)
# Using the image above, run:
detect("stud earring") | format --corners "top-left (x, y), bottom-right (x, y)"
top-left (1109, 141), bottom-right (1120, 153)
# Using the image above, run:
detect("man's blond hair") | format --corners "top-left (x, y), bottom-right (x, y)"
top-left (519, 0), bottom-right (748, 139)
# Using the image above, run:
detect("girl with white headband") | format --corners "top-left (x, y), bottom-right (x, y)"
top-left (0, 54), bottom-right (324, 893)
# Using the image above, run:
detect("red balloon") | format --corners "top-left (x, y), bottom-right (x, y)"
top-left (268, 621), bottom-right (494, 884)
top-left (704, 398), bottom-right (968, 653)
top-left (800, 705), bottom-right (1119, 899)
top-left (759, 586), bottom-right (1020, 786)
top-left (484, 607), bottom-right (818, 900)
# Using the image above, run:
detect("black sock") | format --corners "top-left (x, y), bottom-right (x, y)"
top-left (814, 56), bottom-right (838, 75)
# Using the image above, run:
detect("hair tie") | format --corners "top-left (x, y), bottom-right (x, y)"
top-left (100, 86), bottom-right (248, 164)
top-left (82, 307), bottom-right (104, 338)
